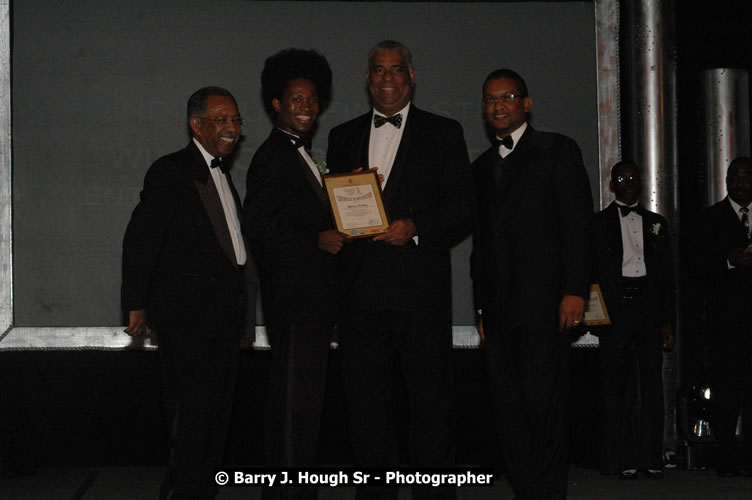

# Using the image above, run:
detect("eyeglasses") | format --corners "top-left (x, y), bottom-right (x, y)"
top-left (197, 116), bottom-right (245, 127)
top-left (482, 94), bottom-right (524, 105)
top-left (615, 175), bottom-right (640, 183)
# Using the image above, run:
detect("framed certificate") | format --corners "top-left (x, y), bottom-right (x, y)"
top-left (584, 283), bottom-right (611, 326)
top-left (323, 169), bottom-right (390, 238)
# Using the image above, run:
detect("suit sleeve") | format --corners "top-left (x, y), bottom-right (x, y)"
top-left (410, 120), bottom-right (475, 248)
top-left (121, 161), bottom-right (180, 311)
top-left (552, 137), bottom-right (594, 299)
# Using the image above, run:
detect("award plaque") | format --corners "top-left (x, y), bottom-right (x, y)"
top-left (323, 169), bottom-right (390, 238)
top-left (583, 283), bottom-right (611, 326)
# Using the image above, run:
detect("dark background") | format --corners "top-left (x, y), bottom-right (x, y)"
top-left (10, 0), bottom-right (598, 329)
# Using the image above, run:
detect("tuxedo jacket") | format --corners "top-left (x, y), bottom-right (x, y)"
top-left (692, 197), bottom-right (752, 328)
top-left (121, 141), bottom-right (244, 336)
top-left (472, 126), bottom-right (593, 333)
top-left (243, 127), bottom-right (338, 324)
top-left (594, 202), bottom-right (675, 327)
top-left (326, 105), bottom-right (474, 312)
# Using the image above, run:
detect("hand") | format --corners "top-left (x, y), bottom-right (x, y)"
top-left (124, 309), bottom-right (148, 336)
top-left (728, 247), bottom-right (752, 269)
top-left (559, 295), bottom-right (585, 331)
top-left (662, 324), bottom-right (674, 351)
top-left (373, 218), bottom-right (416, 246)
top-left (318, 229), bottom-right (350, 255)
top-left (477, 316), bottom-right (485, 343)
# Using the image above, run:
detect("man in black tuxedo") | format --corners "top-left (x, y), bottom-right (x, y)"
top-left (326, 40), bottom-right (473, 500)
top-left (122, 87), bottom-right (247, 500)
top-left (471, 69), bottom-right (593, 499)
top-left (693, 157), bottom-right (752, 477)
top-left (243, 49), bottom-right (344, 500)
top-left (594, 161), bottom-right (674, 480)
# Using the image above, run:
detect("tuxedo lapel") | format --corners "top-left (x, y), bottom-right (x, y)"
top-left (606, 203), bottom-right (626, 281)
top-left (490, 128), bottom-right (533, 231)
top-left (186, 142), bottom-right (238, 266)
top-left (270, 128), bottom-right (328, 206)
top-left (721, 197), bottom-right (750, 241)
top-left (296, 151), bottom-right (328, 205)
top-left (494, 127), bottom-right (530, 202)
top-left (382, 108), bottom-right (413, 202)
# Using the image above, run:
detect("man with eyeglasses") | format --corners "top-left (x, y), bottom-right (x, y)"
top-left (122, 86), bottom-right (247, 499)
top-left (692, 156), bottom-right (752, 477)
top-left (593, 160), bottom-right (674, 481)
top-left (243, 49), bottom-right (343, 500)
top-left (471, 68), bottom-right (593, 499)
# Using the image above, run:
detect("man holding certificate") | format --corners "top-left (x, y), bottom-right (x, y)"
top-left (326, 40), bottom-right (473, 500)
top-left (243, 49), bottom-right (343, 500)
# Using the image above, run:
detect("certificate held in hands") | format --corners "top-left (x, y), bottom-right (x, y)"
top-left (323, 169), bottom-right (390, 238)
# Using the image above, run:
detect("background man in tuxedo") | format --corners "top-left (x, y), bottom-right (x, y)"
top-left (122, 87), bottom-right (247, 499)
top-left (693, 156), bottom-right (752, 477)
top-left (326, 40), bottom-right (473, 500)
top-left (471, 68), bottom-right (593, 499)
top-left (243, 49), bottom-right (343, 500)
top-left (594, 161), bottom-right (674, 480)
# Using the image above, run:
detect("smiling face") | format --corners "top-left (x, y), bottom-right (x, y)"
top-left (189, 95), bottom-right (241, 158)
top-left (367, 49), bottom-right (415, 117)
top-left (272, 78), bottom-right (319, 137)
top-left (482, 77), bottom-right (531, 138)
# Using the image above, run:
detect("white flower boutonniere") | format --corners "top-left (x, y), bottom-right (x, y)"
top-left (651, 222), bottom-right (661, 236)
top-left (312, 154), bottom-right (329, 176)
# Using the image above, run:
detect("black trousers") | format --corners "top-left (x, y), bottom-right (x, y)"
top-left (262, 322), bottom-right (333, 500)
top-left (708, 322), bottom-right (752, 470)
top-left (157, 328), bottom-right (239, 500)
top-left (598, 297), bottom-right (665, 473)
top-left (483, 323), bottom-right (571, 500)
top-left (338, 309), bottom-right (457, 500)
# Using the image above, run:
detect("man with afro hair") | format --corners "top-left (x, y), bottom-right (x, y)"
top-left (243, 48), bottom-right (344, 500)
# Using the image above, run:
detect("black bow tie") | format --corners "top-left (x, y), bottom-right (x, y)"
top-left (293, 135), bottom-right (312, 151)
top-left (210, 157), bottom-right (227, 173)
top-left (618, 204), bottom-right (639, 217)
top-left (374, 113), bottom-right (403, 128)
top-left (494, 136), bottom-right (514, 150)
top-left (283, 132), bottom-right (311, 151)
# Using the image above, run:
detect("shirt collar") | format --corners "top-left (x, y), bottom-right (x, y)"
top-left (192, 137), bottom-right (216, 169)
top-left (496, 121), bottom-right (527, 152)
top-left (728, 196), bottom-right (750, 213)
top-left (372, 101), bottom-right (411, 121)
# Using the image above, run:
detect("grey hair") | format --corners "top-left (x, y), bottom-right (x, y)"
top-left (367, 40), bottom-right (414, 72)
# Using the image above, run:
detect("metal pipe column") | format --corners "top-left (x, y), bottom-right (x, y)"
top-left (619, 0), bottom-right (679, 451)
top-left (701, 69), bottom-right (750, 206)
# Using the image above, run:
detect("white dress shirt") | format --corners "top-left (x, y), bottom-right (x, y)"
top-left (615, 201), bottom-right (646, 277)
top-left (369, 102), bottom-right (411, 188)
top-left (496, 122), bottom-right (527, 158)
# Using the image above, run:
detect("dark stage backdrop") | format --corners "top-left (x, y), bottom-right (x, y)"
top-left (12, 1), bottom-right (598, 327)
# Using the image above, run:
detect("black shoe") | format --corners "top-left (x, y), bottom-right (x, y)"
top-left (739, 468), bottom-right (752, 478)
top-left (717, 466), bottom-right (739, 477)
top-left (643, 469), bottom-right (664, 480)
top-left (619, 469), bottom-right (638, 480)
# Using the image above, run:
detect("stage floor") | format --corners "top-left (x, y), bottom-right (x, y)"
top-left (2, 465), bottom-right (751, 499)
